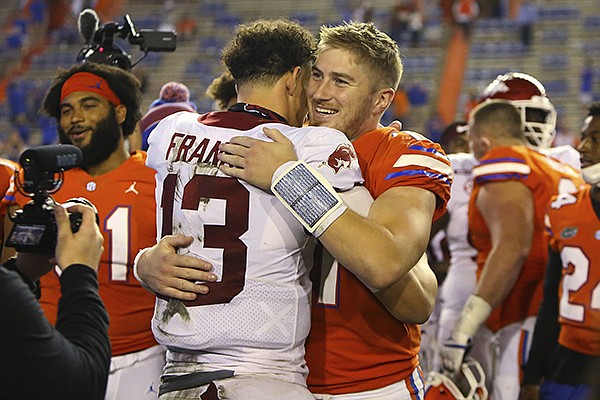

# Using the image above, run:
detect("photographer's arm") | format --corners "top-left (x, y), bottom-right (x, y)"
top-left (0, 203), bottom-right (110, 400)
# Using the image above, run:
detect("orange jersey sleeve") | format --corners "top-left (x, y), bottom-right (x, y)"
top-left (0, 159), bottom-right (18, 199)
top-left (468, 146), bottom-right (585, 332)
top-left (546, 186), bottom-right (600, 356)
top-left (354, 128), bottom-right (452, 221)
top-left (0, 158), bottom-right (19, 246)
top-left (11, 152), bottom-right (158, 356)
top-left (306, 128), bottom-right (451, 394)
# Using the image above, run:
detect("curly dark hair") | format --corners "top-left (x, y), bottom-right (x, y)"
top-left (42, 62), bottom-right (142, 137)
top-left (222, 19), bottom-right (316, 86)
top-left (205, 70), bottom-right (237, 110)
top-left (589, 102), bottom-right (600, 117)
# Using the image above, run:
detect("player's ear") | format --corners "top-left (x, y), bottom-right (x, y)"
top-left (480, 136), bottom-right (492, 154)
top-left (373, 88), bottom-right (394, 116)
top-left (114, 104), bottom-right (127, 125)
top-left (286, 66), bottom-right (303, 96)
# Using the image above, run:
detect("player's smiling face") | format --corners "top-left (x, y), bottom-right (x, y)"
top-left (307, 47), bottom-right (376, 141)
top-left (59, 91), bottom-right (115, 147)
top-left (58, 90), bottom-right (125, 169)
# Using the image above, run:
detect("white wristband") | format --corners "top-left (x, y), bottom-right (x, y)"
top-left (312, 203), bottom-right (347, 238)
top-left (133, 247), bottom-right (153, 290)
top-left (271, 160), bottom-right (345, 236)
top-left (453, 294), bottom-right (493, 339)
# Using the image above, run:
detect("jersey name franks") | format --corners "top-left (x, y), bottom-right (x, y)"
top-left (165, 132), bottom-right (221, 165)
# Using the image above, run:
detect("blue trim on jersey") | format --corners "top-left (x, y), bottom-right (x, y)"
top-left (479, 157), bottom-right (526, 165)
top-left (407, 144), bottom-right (448, 160)
top-left (409, 369), bottom-right (424, 400)
top-left (475, 173), bottom-right (527, 183)
top-left (521, 329), bottom-right (530, 365)
top-left (540, 380), bottom-right (591, 400)
top-left (385, 169), bottom-right (451, 186)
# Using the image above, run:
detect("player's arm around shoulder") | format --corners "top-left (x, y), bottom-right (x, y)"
top-left (134, 235), bottom-right (217, 301)
top-left (320, 184), bottom-right (437, 291)
top-left (375, 252), bottom-right (438, 323)
top-left (338, 184), bottom-right (437, 322)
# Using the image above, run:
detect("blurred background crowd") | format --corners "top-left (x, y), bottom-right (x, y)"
top-left (0, 0), bottom-right (597, 159)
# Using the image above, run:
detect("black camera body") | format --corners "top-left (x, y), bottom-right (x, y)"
top-left (5, 145), bottom-right (93, 254)
top-left (6, 198), bottom-right (86, 254)
top-left (77, 11), bottom-right (176, 71)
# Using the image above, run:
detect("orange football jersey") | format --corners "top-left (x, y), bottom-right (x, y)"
top-left (8, 151), bottom-right (158, 356)
top-left (0, 158), bottom-right (18, 221)
top-left (546, 185), bottom-right (600, 356)
top-left (306, 128), bottom-right (452, 394)
top-left (0, 158), bottom-right (18, 249)
top-left (468, 146), bottom-right (584, 332)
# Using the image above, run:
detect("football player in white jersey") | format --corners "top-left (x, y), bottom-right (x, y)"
top-left (137, 19), bottom-right (364, 399)
top-left (426, 122), bottom-right (495, 389)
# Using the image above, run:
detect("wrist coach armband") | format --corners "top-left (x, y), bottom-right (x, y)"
top-left (271, 160), bottom-right (346, 237)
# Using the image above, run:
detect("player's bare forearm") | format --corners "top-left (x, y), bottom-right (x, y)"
top-left (320, 186), bottom-right (436, 291)
top-left (476, 245), bottom-right (527, 308)
top-left (135, 235), bottom-right (217, 301)
top-left (375, 252), bottom-right (437, 323)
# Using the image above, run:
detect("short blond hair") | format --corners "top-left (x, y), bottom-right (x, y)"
top-left (317, 22), bottom-right (403, 91)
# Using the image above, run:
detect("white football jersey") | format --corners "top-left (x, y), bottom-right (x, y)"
top-left (438, 152), bottom-right (478, 338)
top-left (541, 144), bottom-right (581, 171)
top-left (445, 152), bottom-right (478, 263)
top-left (146, 110), bottom-right (362, 384)
top-left (437, 152), bottom-right (494, 382)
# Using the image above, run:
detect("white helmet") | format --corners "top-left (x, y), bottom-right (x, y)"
top-left (424, 358), bottom-right (489, 400)
top-left (480, 72), bottom-right (557, 150)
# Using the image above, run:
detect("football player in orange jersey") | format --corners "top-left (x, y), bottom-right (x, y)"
top-left (520, 103), bottom-right (600, 400)
top-left (2, 62), bottom-right (184, 399)
top-left (136, 21), bottom-right (451, 400)
top-left (440, 100), bottom-right (585, 400)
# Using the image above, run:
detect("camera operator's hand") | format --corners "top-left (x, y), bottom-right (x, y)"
top-left (54, 203), bottom-right (103, 272)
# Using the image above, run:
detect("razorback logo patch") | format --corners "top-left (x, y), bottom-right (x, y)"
top-left (325, 143), bottom-right (357, 174)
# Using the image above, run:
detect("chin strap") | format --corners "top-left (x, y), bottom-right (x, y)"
top-left (582, 163), bottom-right (600, 185)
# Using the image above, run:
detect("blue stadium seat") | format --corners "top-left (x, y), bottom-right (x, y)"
top-left (540, 29), bottom-right (569, 42)
top-left (582, 41), bottom-right (600, 54)
top-left (583, 16), bottom-right (600, 30)
top-left (185, 61), bottom-right (212, 77)
top-left (214, 14), bottom-right (242, 29)
top-left (289, 11), bottom-right (318, 28)
top-left (540, 54), bottom-right (569, 70)
top-left (539, 7), bottom-right (579, 21)
top-left (199, 36), bottom-right (226, 55)
top-left (544, 80), bottom-right (569, 95)
top-left (199, 2), bottom-right (227, 16)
